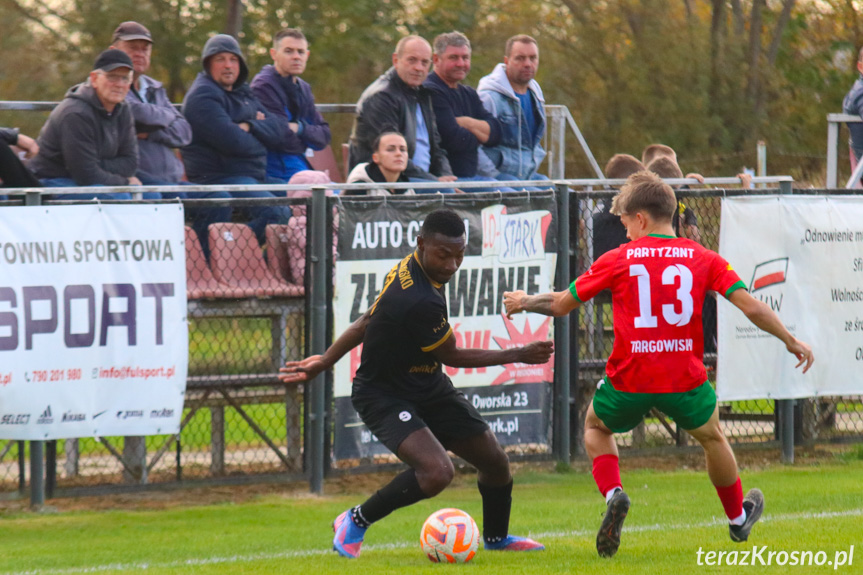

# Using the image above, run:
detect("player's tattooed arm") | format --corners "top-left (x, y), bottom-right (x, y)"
top-left (503, 290), bottom-right (580, 318)
top-left (279, 310), bottom-right (371, 383)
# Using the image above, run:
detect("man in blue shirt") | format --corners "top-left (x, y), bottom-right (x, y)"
top-left (348, 36), bottom-right (456, 191)
top-left (477, 35), bottom-right (548, 184)
top-left (843, 46), bottom-right (863, 185)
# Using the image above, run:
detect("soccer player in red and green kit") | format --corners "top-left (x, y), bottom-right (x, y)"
top-left (504, 171), bottom-right (814, 558)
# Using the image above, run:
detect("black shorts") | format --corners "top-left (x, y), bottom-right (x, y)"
top-left (352, 387), bottom-right (489, 455)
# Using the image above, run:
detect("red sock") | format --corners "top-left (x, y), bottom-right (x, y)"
top-left (592, 454), bottom-right (622, 497)
top-left (715, 477), bottom-right (744, 520)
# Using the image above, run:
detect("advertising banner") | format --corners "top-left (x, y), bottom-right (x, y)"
top-left (718, 196), bottom-right (863, 400)
top-left (0, 204), bottom-right (188, 439)
top-left (333, 197), bottom-right (558, 461)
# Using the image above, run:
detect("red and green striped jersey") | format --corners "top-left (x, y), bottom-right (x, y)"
top-left (571, 234), bottom-right (746, 393)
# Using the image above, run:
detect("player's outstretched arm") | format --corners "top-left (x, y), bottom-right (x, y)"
top-left (278, 310), bottom-right (371, 383)
top-left (503, 289), bottom-right (580, 319)
top-left (728, 289), bottom-right (814, 373)
top-left (431, 336), bottom-right (554, 369)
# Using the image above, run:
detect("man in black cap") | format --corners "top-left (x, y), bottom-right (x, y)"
top-left (29, 49), bottom-right (140, 199)
top-left (111, 21), bottom-right (231, 257)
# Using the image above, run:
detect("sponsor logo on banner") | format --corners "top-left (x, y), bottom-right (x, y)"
top-left (750, 257), bottom-right (788, 312)
top-left (62, 411), bottom-right (86, 422)
top-left (149, 408), bottom-right (174, 418)
top-left (1, 414), bottom-right (30, 425)
top-left (36, 406), bottom-right (53, 424)
top-left (750, 258), bottom-right (789, 292)
top-left (116, 410), bottom-right (144, 420)
top-left (481, 205), bottom-right (552, 263)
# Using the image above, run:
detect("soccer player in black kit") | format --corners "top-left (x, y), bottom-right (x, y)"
top-left (280, 208), bottom-right (553, 558)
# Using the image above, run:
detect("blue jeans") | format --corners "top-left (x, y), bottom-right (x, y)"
top-left (455, 175), bottom-right (516, 193)
top-left (138, 173), bottom-right (233, 261)
top-left (496, 172), bottom-right (552, 191)
top-left (408, 176), bottom-right (456, 194)
top-left (40, 178), bottom-right (133, 200)
top-left (203, 176), bottom-right (292, 244)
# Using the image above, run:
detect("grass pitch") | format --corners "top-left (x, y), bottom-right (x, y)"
top-left (1, 458), bottom-right (861, 574)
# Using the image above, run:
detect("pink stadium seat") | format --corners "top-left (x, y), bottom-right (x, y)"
top-left (208, 223), bottom-right (303, 297)
top-left (265, 223), bottom-right (305, 290)
top-left (307, 145), bottom-right (345, 183)
top-left (184, 226), bottom-right (245, 299)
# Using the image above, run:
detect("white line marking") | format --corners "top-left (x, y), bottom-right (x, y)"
top-left (4, 508), bottom-right (861, 575)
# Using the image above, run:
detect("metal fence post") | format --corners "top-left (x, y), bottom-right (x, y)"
top-left (826, 118), bottom-right (839, 189)
top-left (554, 183), bottom-right (571, 464)
top-left (29, 440), bottom-right (44, 508)
top-left (308, 186), bottom-right (327, 493)
top-left (778, 399), bottom-right (795, 463)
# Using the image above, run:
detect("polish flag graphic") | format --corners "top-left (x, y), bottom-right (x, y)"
top-left (750, 258), bottom-right (789, 292)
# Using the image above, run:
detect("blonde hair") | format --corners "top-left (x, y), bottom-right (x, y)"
top-left (611, 171), bottom-right (676, 223)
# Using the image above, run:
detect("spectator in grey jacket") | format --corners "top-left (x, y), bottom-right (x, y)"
top-left (29, 49), bottom-right (140, 200)
top-left (111, 21), bottom-right (230, 255)
top-left (0, 127), bottom-right (40, 199)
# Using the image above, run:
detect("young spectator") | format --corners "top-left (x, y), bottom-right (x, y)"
top-left (182, 34), bottom-right (292, 244)
top-left (111, 21), bottom-right (231, 257)
top-left (423, 32), bottom-right (506, 190)
top-left (645, 156), bottom-right (701, 243)
top-left (592, 154), bottom-right (644, 260)
top-left (348, 35), bottom-right (456, 189)
top-left (29, 49), bottom-right (140, 200)
top-left (641, 143), bottom-right (706, 185)
top-left (251, 28), bottom-right (331, 182)
top-left (346, 132), bottom-right (414, 196)
top-left (504, 171), bottom-right (813, 558)
top-left (477, 35), bottom-right (547, 183)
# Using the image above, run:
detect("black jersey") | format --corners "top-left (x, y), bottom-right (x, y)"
top-left (353, 251), bottom-right (454, 401)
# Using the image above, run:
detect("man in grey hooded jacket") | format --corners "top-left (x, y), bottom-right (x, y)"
top-left (477, 35), bottom-right (548, 183)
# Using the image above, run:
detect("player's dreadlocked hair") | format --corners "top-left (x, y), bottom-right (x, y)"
top-left (420, 208), bottom-right (465, 238)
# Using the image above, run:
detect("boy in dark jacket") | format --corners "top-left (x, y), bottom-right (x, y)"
top-left (251, 28), bottom-right (331, 181)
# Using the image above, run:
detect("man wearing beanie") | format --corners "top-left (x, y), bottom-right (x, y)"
top-left (182, 34), bottom-right (292, 244)
top-left (30, 49), bottom-right (140, 199)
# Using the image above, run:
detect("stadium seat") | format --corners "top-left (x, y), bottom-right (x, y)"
top-left (184, 226), bottom-right (245, 299)
top-left (307, 145), bottom-right (345, 183)
top-left (265, 223), bottom-right (305, 290)
top-left (208, 223), bottom-right (303, 297)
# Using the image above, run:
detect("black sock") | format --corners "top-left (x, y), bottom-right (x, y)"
top-left (353, 468), bottom-right (429, 527)
top-left (478, 479), bottom-right (513, 542)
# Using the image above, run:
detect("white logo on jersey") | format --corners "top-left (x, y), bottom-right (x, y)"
top-left (398, 411), bottom-right (412, 422)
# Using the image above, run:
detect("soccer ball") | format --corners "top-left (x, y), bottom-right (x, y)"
top-left (420, 508), bottom-right (480, 563)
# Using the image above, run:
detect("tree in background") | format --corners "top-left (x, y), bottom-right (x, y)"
top-left (2, 0), bottom-right (861, 184)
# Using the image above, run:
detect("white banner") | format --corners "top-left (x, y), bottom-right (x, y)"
top-left (718, 196), bottom-right (863, 400)
top-left (0, 204), bottom-right (188, 439)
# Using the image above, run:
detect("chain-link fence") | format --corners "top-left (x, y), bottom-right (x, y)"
top-left (1, 184), bottom-right (862, 501)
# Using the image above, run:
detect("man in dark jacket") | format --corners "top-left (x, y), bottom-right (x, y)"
top-left (182, 34), bottom-right (291, 243)
top-left (348, 36), bottom-right (456, 189)
top-left (0, 127), bottom-right (40, 200)
top-left (111, 21), bottom-right (230, 258)
top-left (29, 49), bottom-right (140, 200)
top-left (251, 28), bottom-right (331, 181)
